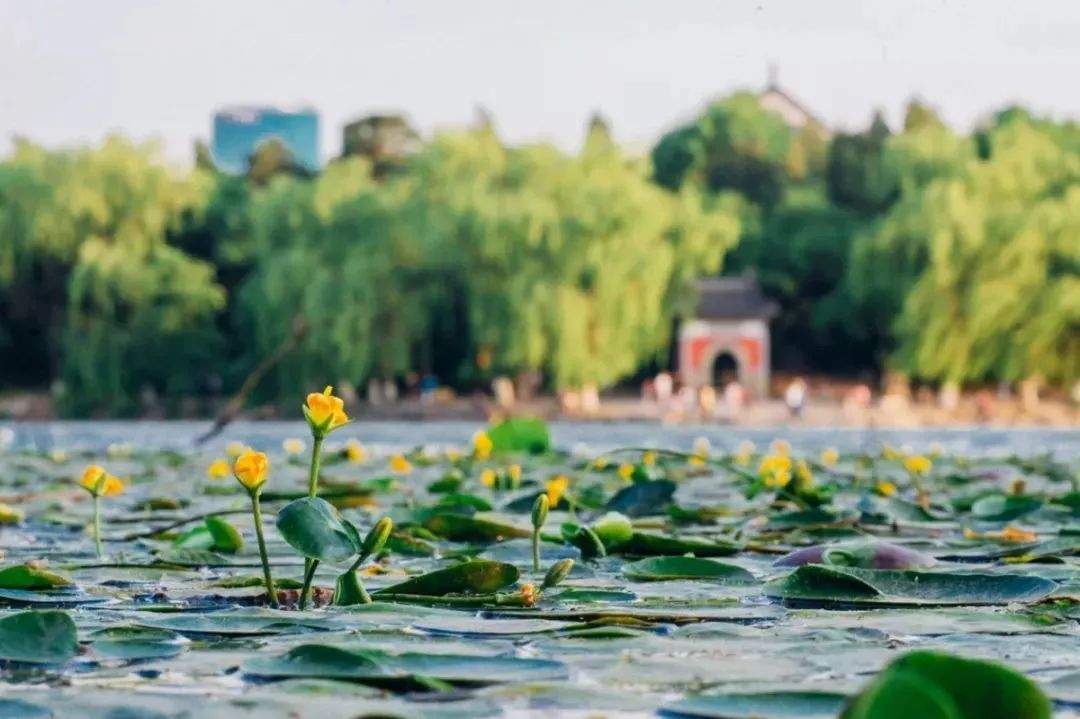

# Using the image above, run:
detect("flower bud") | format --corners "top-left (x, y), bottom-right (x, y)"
top-left (531, 494), bottom-right (549, 530)
top-left (542, 558), bottom-right (574, 589)
top-left (360, 516), bottom-right (393, 560)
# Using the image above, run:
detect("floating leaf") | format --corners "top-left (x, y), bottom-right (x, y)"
top-left (970, 495), bottom-right (1044, 522)
top-left (0, 565), bottom-right (72, 590)
top-left (841, 650), bottom-right (1052, 719)
top-left (620, 532), bottom-right (741, 557)
top-left (0, 610), bottom-right (78, 663)
top-left (276, 496), bottom-right (361, 563)
top-left (773, 543), bottom-right (937, 570)
top-left (244, 643), bottom-right (567, 684)
top-left (765, 565), bottom-right (1056, 606)
top-left (376, 560), bottom-right (519, 596)
top-left (662, 690), bottom-right (847, 718)
top-left (624, 556), bottom-right (756, 583)
top-left (486, 417), bottom-right (551, 454)
top-left (606, 480), bottom-right (677, 517)
top-left (423, 513), bottom-right (531, 542)
top-left (204, 515), bottom-right (244, 553)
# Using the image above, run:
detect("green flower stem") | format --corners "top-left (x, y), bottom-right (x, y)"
top-left (302, 434), bottom-right (325, 603)
top-left (307, 435), bottom-right (325, 498)
top-left (299, 558), bottom-right (319, 609)
top-left (531, 527), bottom-right (541, 573)
top-left (250, 491), bottom-right (277, 608)
top-left (92, 494), bottom-right (103, 558)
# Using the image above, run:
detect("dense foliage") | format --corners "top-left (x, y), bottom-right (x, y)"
top-left (0, 96), bottom-right (1076, 415)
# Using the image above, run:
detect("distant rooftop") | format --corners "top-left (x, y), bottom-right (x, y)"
top-left (214, 105), bottom-right (318, 123)
top-left (694, 276), bottom-right (779, 320)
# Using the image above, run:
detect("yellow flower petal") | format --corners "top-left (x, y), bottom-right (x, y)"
top-left (234, 449), bottom-right (269, 491)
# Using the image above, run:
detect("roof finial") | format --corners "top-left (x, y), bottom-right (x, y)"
top-left (767, 62), bottom-right (779, 90)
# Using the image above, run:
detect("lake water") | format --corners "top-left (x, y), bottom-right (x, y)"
top-left (3, 420), bottom-right (1078, 457)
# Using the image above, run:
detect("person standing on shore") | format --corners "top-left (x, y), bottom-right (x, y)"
top-left (785, 377), bottom-right (807, 420)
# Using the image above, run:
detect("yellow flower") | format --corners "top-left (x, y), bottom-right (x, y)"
top-left (79, 465), bottom-right (124, 497)
top-left (689, 454), bottom-right (706, 468)
top-left (820, 448), bottom-right (839, 468)
top-left (445, 447), bottom-right (462, 462)
top-left (480, 468), bottom-right (496, 487)
top-left (882, 444), bottom-right (901, 461)
top-left (763, 467), bottom-right (792, 489)
top-left (966, 526), bottom-right (1038, 544)
top-left (346, 440), bottom-right (367, 464)
top-left (770, 439), bottom-right (791, 457)
top-left (472, 430), bottom-right (493, 460)
top-left (999, 526), bottom-right (1038, 543)
top-left (875, 480), bottom-right (897, 497)
top-left (0, 503), bottom-right (24, 525)
top-left (617, 463), bottom-right (634, 481)
top-left (226, 441), bottom-right (245, 457)
top-left (50, 449), bottom-right (68, 464)
top-left (282, 438), bottom-right (305, 456)
top-left (592, 456), bottom-right (609, 470)
top-left (389, 454), bottom-right (413, 475)
top-left (759, 454), bottom-right (792, 489)
top-left (734, 440), bottom-right (755, 466)
top-left (207, 459), bottom-right (230, 479)
top-left (508, 464), bottom-right (522, 483)
top-left (794, 460), bottom-right (814, 487)
top-left (642, 450), bottom-right (657, 467)
top-left (233, 449), bottom-right (269, 492)
top-left (904, 455), bottom-right (932, 476)
top-left (519, 582), bottom-right (537, 607)
top-left (546, 475), bottom-right (569, 506)
top-left (692, 437), bottom-right (711, 457)
top-left (304, 385), bottom-right (348, 434)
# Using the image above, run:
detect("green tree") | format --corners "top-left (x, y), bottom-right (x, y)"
top-left (652, 92), bottom-right (793, 208)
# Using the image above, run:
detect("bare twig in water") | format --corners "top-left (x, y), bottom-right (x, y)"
top-left (195, 315), bottom-right (308, 445)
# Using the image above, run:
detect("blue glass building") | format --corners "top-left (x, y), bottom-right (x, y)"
top-left (211, 106), bottom-right (320, 174)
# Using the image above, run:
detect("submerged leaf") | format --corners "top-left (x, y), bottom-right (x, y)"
top-left (0, 610), bottom-right (78, 663)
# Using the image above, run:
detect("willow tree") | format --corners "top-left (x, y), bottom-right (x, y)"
top-left (236, 157), bottom-right (437, 397)
top-left (892, 116), bottom-right (1079, 385)
top-left (407, 125), bottom-right (741, 390)
top-left (0, 137), bottom-right (224, 413)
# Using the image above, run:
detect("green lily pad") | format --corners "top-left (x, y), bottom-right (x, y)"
top-left (0, 610), bottom-right (78, 663)
top-left (620, 532), bottom-right (741, 557)
top-left (486, 417), bottom-right (551, 454)
top-left (423, 513), bottom-right (531, 542)
top-left (275, 496), bottom-right (361, 563)
top-left (606, 480), bottom-right (677, 517)
top-left (765, 565), bottom-right (1057, 605)
top-left (970, 495), bottom-right (1044, 522)
top-left (662, 691), bottom-right (848, 718)
top-left (841, 650), bottom-right (1052, 719)
top-left (376, 560), bottom-right (519, 596)
top-left (204, 515), bottom-right (244, 553)
top-left (0, 564), bottom-right (72, 590)
top-left (243, 643), bottom-right (567, 684)
top-left (623, 556), bottom-right (756, 583)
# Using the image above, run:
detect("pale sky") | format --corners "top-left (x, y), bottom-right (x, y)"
top-left (2, 0), bottom-right (1077, 165)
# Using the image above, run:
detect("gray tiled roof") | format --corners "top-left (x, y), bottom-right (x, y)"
top-left (694, 276), bottom-right (779, 320)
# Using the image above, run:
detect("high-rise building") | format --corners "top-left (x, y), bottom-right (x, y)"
top-left (211, 106), bottom-right (319, 174)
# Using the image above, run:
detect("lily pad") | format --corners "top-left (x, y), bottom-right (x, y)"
top-left (376, 560), bottom-right (519, 596)
top-left (423, 513), bottom-right (531, 542)
top-left (244, 643), bottom-right (568, 684)
top-left (0, 564), bottom-right (73, 590)
top-left (662, 691), bottom-right (848, 718)
top-left (486, 417), bottom-right (551, 454)
top-left (606, 479), bottom-right (677, 517)
top-left (624, 556), bottom-right (756, 583)
top-left (841, 650), bottom-right (1052, 718)
top-left (765, 565), bottom-right (1057, 606)
top-left (0, 610), bottom-right (78, 663)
